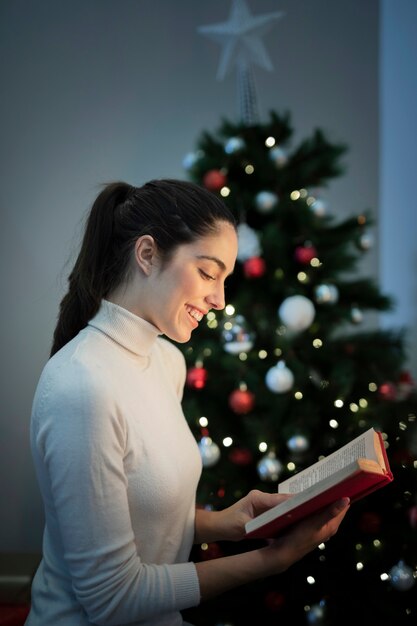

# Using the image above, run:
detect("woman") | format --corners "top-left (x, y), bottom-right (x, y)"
top-left (26, 179), bottom-right (349, 626)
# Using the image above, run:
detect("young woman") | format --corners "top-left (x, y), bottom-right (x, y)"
top-left (26, 179), bottom-right (349, 626)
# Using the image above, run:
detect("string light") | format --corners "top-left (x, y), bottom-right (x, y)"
top-left (369, 382), bottom-right (377, 392)
top-left (265, 136), bottom-right (276, 147)
top-left (239, 353), bottom-right (248, 361)
top-left (350, 403), bottom-right (359, 412)
top-left (244, 164), bottom-right (254, 174)
top-left (290, 190), bottom-right (301, 200)
top-left (294, 391), bottom-right (303, 400)
top-left (259, 442), bottom-right (268, 452)
top-left (287, 462), bottom-right (296, 471)
top-left (356, 562), bottom-right (364, 571)
top-left (329, 419), bottom-right (339, 429)
top-left (222, 437), bottom-right (233, 447)
top-left (199, 417), bottom-right (208, 427)
top-left (359, 398), bottom-right (368, 408)
top-left (334, 399), bottom-right (344, 408)
top-left (220, 186), bottom-right (230, 197)
top-left (313, 338), bottom-right (323, 348)
top-left (225, 304), bottom-right (235, 316)
top-left (258, 350), bottom-right (268, 359)
top-left (307, 576), bottom-right (315, 585)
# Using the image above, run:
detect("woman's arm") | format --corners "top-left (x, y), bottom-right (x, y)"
top-left (194, 493), bottom-right (350, 601)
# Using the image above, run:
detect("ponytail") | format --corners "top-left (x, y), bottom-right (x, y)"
top-left (50, 178), bottom-right (235, 357)
top-left (50, 182), bottom-right (133, 356)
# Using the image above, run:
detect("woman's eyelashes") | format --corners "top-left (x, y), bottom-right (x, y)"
top-left (199, 268), bottom-right (216, 281)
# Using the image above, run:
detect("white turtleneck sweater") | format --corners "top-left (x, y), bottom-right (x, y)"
top-left (26, 300), bottom-right (202, 626)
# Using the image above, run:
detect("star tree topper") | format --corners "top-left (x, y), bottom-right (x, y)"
top-left (198, 0), bottom-right (284, 125)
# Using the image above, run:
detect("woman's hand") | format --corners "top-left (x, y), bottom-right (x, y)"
top-left (194, 489), bottom-right (291, 544)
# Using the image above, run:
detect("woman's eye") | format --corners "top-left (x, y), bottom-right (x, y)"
top-left (199, 269), bottom-right (215, 281)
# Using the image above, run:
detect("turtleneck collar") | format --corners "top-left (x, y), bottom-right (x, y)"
top-left (88, 299), bottom-right (161, 357)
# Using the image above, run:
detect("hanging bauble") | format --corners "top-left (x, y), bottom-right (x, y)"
top-left (257, 451), bottom-right (283, 481)
top-left (269, 146), bottom-right (288, 168)
top-left (243, 256), bottom-right (266, 278)
top-left (397, 370), bottom-right (414, 400)
top-left (408, 505), bottom-right (417, 529)
top-left (310, 198), bottom-right (327, 217)
top-left (357, 230), bottom-right (374, 251)
top-left (265, 361), bottom-right (294, 393)
top-left (294, 243), bottom-right (318, 265)
top-left (254, 190), bottom-right (279, 213)
top-left (314, 283), bottom-right (339, 304)
top-left (378, 381), bottom-right (397, 401)
top-left (287, 433), bottom-right (310, 453)
top-left (198, 436), bottom-right (220, 467)
top-left (264, 590), bottom-right (285, 612)
top-left (182, 151), bottom-right (201, 171)
top-left (229, 447), bottom-right (253, 466)
top-left (199, 541), bottom-right (223, 560)
top-left (389, 560), bottom-right (415, 591)
top-left (358, 511), bottom-right (382, 534)
top-left (221, 314), bottom-right (255, 354)
top-left (306, 601), bottom-right (326, 625)
top-left (186, 365), bottom-right (208, 390)
top-left (203, 169), bottom-right (227, 192)
top-left (237, 222), bottom-right (261, 262)
top-left (228, 387), bottom-right (255, 414)
top-left (350, 306), bottom-right (363, 324)
top-left (278, 294), bottom-right (316, 332)
top-left (224, 136), bottom-right (245, 154)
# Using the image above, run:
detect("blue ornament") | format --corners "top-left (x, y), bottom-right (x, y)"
top-left (225, 136), bottom-right (245, 154)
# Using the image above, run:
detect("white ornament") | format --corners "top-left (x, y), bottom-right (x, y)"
top-left (358, 231), bottom-right (374, 251)
top-left (198, 437), bottom-right (221, 468)
top-left (265, 361), bottom-right (294, 393)
top-left (257, 451), bottom-right (283, 482)
top-left (254, 190), bottom-right (279, 213)
top-left (237, 222), bottom-right (261, 262)
top-left (278, 295), bottom-right (316, 333)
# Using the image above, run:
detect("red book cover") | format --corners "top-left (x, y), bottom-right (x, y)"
top-left (245, 429), bottom-right (393, 540)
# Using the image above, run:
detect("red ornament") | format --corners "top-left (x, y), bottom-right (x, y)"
top-left (294, 244), bottom-right (318, 265)
top-left (378, 381), bottom-right (397, 401)
top-left (243, 256), bottom-right (266, 278)
top-left (229, 447), bottom-right (253, 466)
top-left (397, 370), bottom-right (415, 400)
top-left (408, 505), bottom-right (417, 529)
top-left (228, 388), bottom-right (255, 414)
top-left (186, 366), bottom-right (208, 390)
top-left (358, 511), bottom-right (382, 534)
top-left (199, 542), bottom-right (223, 560)
top-left (203, 169), bottom-right (227, 192)
top-left (264, 590), bottom-right (285, 611)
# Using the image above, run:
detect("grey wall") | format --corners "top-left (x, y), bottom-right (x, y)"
top-left (0, 0), bottom-right (390, 552)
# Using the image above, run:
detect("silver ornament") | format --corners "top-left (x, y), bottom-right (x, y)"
top-left (221, 315), bottom-right (255, 354)
top-left (287, 434), bottom-right (310, 452)
top-left (237, 222), bottom-right (261, 262)
top-left (269, 146), bottom-right (288, 168)
top-left (265, 361), bottom-right (294, 393)
top-left (309, 198), bottom-right (327, 217)
top-left (254, 190), bottom-right (279, 213)
top-left (357, 231), bottom-right (374, 251)
top-left (278, 294), bottom-right (315, 332)
top-left (351, 306), bottom-right (363, 324)
top-left (257, 451), bottom-right (283, 482)
top-left (389, 560), bottom-right (415, 591)
top-left (314, 283), bottom-right (339, 305)
top-left (198, 437), bottom-right (221, 468)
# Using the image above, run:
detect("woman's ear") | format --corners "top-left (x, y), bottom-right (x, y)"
top-left (134, 235), bottom-right (157, 276)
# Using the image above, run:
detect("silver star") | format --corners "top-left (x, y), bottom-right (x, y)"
top-left (198, 0), bottom-right (284, 80)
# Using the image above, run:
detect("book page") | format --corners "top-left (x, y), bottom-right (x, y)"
top-left (279, 428), bottom-right (379, 494)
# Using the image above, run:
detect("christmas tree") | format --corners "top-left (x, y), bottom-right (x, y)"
top-left (179, 2), bottom-right (417, 625)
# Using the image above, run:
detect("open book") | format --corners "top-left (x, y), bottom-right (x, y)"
top-left (245, 427), bottom-right (393, 539)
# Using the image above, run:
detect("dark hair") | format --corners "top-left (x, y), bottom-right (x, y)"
top-left (50, 179), bottom-right (236, 356)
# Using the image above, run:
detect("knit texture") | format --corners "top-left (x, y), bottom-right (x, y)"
top-left (26, 300), bottom-right (202, 626)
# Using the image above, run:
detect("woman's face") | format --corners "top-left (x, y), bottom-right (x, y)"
top-left (144, 220), bottom-right (238, 343)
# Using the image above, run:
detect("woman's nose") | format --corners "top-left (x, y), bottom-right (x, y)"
top-left (207, 284), bottom-right (225, 310)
